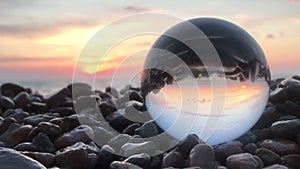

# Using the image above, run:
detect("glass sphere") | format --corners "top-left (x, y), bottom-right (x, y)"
top-left (141, 18), bottom-right (270, 145)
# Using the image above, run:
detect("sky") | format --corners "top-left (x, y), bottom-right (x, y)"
top-left (0, 0), bottom-right (300, 81)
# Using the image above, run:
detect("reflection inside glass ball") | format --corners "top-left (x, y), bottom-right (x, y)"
top-left (141, 18), bottom-right (270, 145)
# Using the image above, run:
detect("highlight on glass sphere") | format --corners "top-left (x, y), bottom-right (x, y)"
top-left (141, 18), bottom-right (271, 145)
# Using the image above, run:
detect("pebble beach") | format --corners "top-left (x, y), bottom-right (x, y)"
top-left (0, 76), bottom-right (300, 169)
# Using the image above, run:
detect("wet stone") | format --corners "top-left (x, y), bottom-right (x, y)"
top-left (270, 119), bottom-right (300, 139)
top-left (0, 83), bottom-right (26, 97)
top-left (123, 123), bottom-right (141, 136)
top-left (0, 147), bottom-right (46, 169)
top-left (22, 151), bottom-right (55, 168)
top-left (255, 148), bottom-right (281, 166)
top-left (14, 142), bottom-right (38, 152)
top-left (37, 122), bottom-right (62, 138)
top-left (214, 141), bottom-right (243, 165)
top-left (174, 134), bottom-right (204, 159)
top-left (124, 153), bottom-right (151, 168)
top-left (226, 153), bottom-right (262, 169)
top-left (14, 92), bottom-right (30, 110)
top-left (243, 143), bottom-right (258, 154)
top-left (257, 139), bottom-right (300, 156)
top-left (121, 141), bottom-right (156, 157)
top-left (54, 125), bottom-right (93, 149)
top-left (189, 143), bottom-right (217, 169)
top-left (263, 164), bottom-right (288, 169)
top-left (24, 114), bottom-right (56, 126)
top-left (110, 161), bottom-right (143, 169)
top-left (32, 133), bottom-right (56, 153)
top-left (162, 151), bottom-right (184, 168)
top-left (30, 102), bottom-right (48, 113)
top-left (10, 124), bottom-right (33, 146)
top-left (281, 154), bottom-right (300, 169)
top-left (96, 145), bottom-right (119, 169)
top-left (236, 131), bottom-right (256, 145)
top-left (0, 95), bottom-right (15, 110)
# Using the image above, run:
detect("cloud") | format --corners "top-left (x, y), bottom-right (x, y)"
top-left (123, 6), bottom-right (149, 12)
top-left (235, 13), bottom-right (250, 20)
top-left (266, 34), bottom-right (275, 39)
top-left (0, 55), bottom-right (74, 63)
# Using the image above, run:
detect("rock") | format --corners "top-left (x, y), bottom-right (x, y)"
top-left (270, 119), bottom-right (300, 139)
top-left (14, 142), bottom-right (38, 151)
top-left (50, 107), bottom-right (75, 117)
top-left (257, 139), bottom-right (300, 156)
top-left (46, 88), bottom-right (68, 108)
top-left (236, 131), bottom-right (256, 145)
top-left (92, 126), bottom-right (114, 146)
top-left (253, 128), bottom-right (273, 142)
top-left (37, 122), bottom-right (62, 138)
top-left (284, 101), bottom-right (300, 117)
top-left (24, 114), bottom-right (56, 126)
top-left (108, 134), bottom-right (132, 153)
top-left (10, 124), bottom-right (33, 146)
top-left (3, 109), bottom-right (16, 117)
top-left (54, 125), bottom-right (93, 149)
top-left (162, 151), bottom-right (184, 168)
top-left (59, 114), bottom-right (80, 132)
top-left (99, 99), bottom-right (117, 117)
top-left (278, 115), bottom-right (297, 121)
top-left (106, 87), bottom-right (120, 98)
top-left (253, 107), bottom-right (281, 129)
top-left (121, 141), bottom-right (156, 157)
top-left (0, 122), bottom-right (21, 147)
top-left (67, 82), bottom-right (92, 99)
top-left (96, 145), bottom-right (119, 168)
top-left (75, 95), bottom-right (100, 113)
top-left (0, 95), bottom-right (15, 110)
top-left (269, 88), bottom-right (289, 104)
top-left (124, 104), bottom-right (152, 123)
top-left (9, 110), bottom-right (29, 124)
top-left (244, 143), bottom-right (258, 154)
top-left (214, 141), bottom-right (243, 165)
top-left (226, 153), bottom-right (262, 169)
top-left (0, 147), bottom-right (46, 169)
top-left (32, 133), bottom-right (56, 153)
top-left (0, 117), bottom-right (17, 135)
top-left (110, 161), bottom-right (142, 169)
top-left (22, 151), bottom-right (55, 168)
top-left (281, 154), bottom-right (300, 169)
top-left (106, 110), bottom-right (134, 132)
top-left (137, 121), bottom-right (159, 138)
top-left (0, 83), bottom-right (26, 97)
top-left (292, 75), bottom-right (300, 81)
top-left (123, 123), bottom-right (141, 136)
top-left (124, 153), bottom-right (151, 168)
top-left (256, 148), bottom-right (281, 166)
top-left (13, 92), bottom-right (30, 110)
top-left (263, 164), bottom-right (288, 169)
top-left (123, 90), bottom-right (144, 103)
top-left (174, 134), bottom-right (204, 159)
top-left (55, 142), bottom-right (97, 169)
top-left (189, 143), bottom-right (217, 169)
top-left (30, 102), bottom-right (48, 113)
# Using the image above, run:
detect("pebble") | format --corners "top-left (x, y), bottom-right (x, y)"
top-left (121, 141), bottom-right (156, 157)
top-left (0, 122), bottom-right (21, 147)
top-left (67, 82), bottom-right (92, 99)
top-left (0, 117), bottom-right (17, 135)
top-left (110, 161), bottom-right (143, 169)
top-left (281, 154), bottom-right (300, 169)
top-left (92, 126), bottom-right (114, 146)
top-left (236, 131), bottom-right (256, 145)
top-left (96, 145), bottom-right (118, 168)
top-left (32, 133), bottom-right (56, 153)
top-left (243, 143), bottom-right (258, 154)
top-left (263, 164), bottom-right (288, 169)
top-left (174, 134), bottom-right (204, 159)
top-left (14, 142), bottom-right (38, 151)
top-left (162, 151), bottom-right (184, 168)
top-left (9, 110), bottom-right (30, 124)
top-left (106, 110), bottom-right (134, 132)
top-left (37, 122), bottom-right (62, 138)
top-left (10, 124), bottom-right (33, 146)
top-left (253, 106), bottom-right (281, 129)
top-left (24, 114), bottom-right (56, 126)
top-left (30, 102), bottom-right (48, 113)
top-left (13, 92), bottom-right (30, 110)
top-left (46, 88), bottom-right (68, 108)
top-left (124, 153), bottom-right (151, 168)
top-left (0, 147), bottom-right (46, 169)
top-left (270, 119), bottom-right (300, 139)
top-left (0, 83), bottom-right (26, 97)
top-left (269, 88), bottom-right (289, 104)
top-left (283, 101), bottom-right (300, 117)
top-left (55, 142), bottom-right (97, 169)
top-left (226, 153), bottom-right (262, 169)
top-left (253, 128), bottom-right (273, 142)
top-left (214, 141), bottom-right (243, 165)
top-left (99, 99), bottom-right (117, 117)
top-left (137, 121), bottom-right (159, 138)
top-left (50, 107), bottom-right (75, 117)
top-left (0, 95), bottom-right (15, 110)
top-left (189, 143), bottom-right (217, 169)
top-left (108, 134), bottom-right (131, 152)
top-left (123, 123), bottom-right (141, 136)
top-left (55, 125), bottom-right (93, 149)
top-left (257, 139), bottom-right (300, 156)
top-left (22, 151), bottom-right (55, 168)
top-left (255, 148), bottom-right (281, 166)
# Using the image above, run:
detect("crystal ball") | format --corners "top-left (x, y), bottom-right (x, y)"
top-left (141, 18), bottom-right (271, 145)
